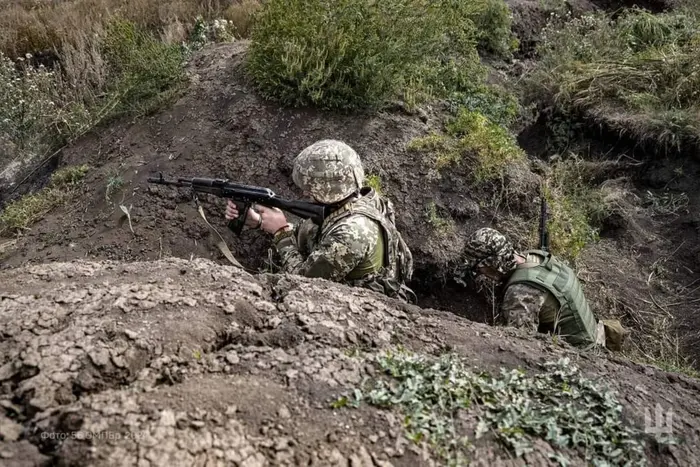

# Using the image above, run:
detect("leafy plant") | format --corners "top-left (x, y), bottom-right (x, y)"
top-left (335, 349), bottom-right (647, 466)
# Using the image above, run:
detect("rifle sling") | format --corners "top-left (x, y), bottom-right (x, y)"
top-left (196, 205), bottom-right (251, 272)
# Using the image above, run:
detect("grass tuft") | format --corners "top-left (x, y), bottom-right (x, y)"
top-left (541, 155), bottom-right (608, 262)
top-left (408, 108), bottom-right (526, 184)
top-left (0, 164), bottom-right (90, 236)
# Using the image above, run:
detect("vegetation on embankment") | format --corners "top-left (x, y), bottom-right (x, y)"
top-left (523, 6), bottom-right (700, 151)
top-left (245, 0), bottom-right (518, 111)
top-left (0, 0), bottom-right (261, 60)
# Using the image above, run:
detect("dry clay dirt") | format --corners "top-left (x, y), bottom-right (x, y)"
top-left (1, 257), bottom-right (700, 466)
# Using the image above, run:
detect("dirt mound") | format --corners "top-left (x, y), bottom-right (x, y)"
top-left (0, 258), bottom-right (698, 466)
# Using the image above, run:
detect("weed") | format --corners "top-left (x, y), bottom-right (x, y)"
top-left (366, 174), bottom-right (382, 194)
top-left (101, 18), bottom-right (186, 118)
top-left (335, 349), bottom-right (647, 465)
top-left (105, 173), bottom-right (125, 203)
top-left (223, 0), bottom-right (262, 38)
top-left (542, 155), bottom-right (607, 262)
top-left (409, 108), bottom-right (526, 184)
top-left (245, 0), bottom-right (513, 110)
top-left (0, 164), bottom-right (89, 235)
top-left (424, 202), bottom-right (453, 234)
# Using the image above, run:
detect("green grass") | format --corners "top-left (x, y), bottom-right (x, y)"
top-left (541, 155), bottom-right (608, 262)
top-left (0, 164), bottom-right (90, 236)
top-left (245, 0), bottom-right (515, 111)
top-left (408, 108), bottom-right (526, 183)
top-left (523, 7), bottom-right (700, 151)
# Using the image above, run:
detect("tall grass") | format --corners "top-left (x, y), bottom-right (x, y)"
top-left (0, 0), bottom-right (262, 59)
top-left (523, 7), bottom-right (700, 151)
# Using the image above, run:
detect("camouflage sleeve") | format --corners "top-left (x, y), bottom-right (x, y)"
top-left (501, 283), bottom-right (548, 332)
top-left (272, 216), bottom-right (377, 281)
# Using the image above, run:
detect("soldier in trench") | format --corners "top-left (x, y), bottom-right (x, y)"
top-left (224, 139), bottom-right (417, 304)
top-left (456, 227), bottom-right (627, 351)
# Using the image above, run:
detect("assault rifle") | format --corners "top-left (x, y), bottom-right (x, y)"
top-left (539, 195), bottom-right (550, 252)
top-left (147, 173), bottom-right (330, 236)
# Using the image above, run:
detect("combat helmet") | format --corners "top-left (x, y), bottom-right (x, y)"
top-left (292, 140), bottom-right (364, 204)
top-left (462, 227), bottom-right (517, 277)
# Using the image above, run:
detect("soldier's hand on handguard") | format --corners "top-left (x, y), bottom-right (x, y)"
top-left (225, 200), bottom-right (289, 235)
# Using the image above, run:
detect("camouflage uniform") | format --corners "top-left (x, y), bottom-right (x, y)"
top-left (460, 227), bottom-right (600, 348)
top-left (501, 254), bottom-right (560, 334)
top-left (271, 140), bottom-right (416, 303)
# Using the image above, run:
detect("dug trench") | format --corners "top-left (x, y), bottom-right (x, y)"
top-left (0, 41), bottom-right (521, 326)
top-left (2, 38), bottom-right (700, 367)
top-left (0, 26), bottom-right (699, 467)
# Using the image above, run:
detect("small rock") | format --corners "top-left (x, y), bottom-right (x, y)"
top-left (190, 420), bottom-right (206, 429)
top-left (369, 435), bottom-right (378, 443)
top-left (274, 437), bottom-right (292, 452)
top-left (89, 349), bottom-right (110, 367)
top-left (111, 354), bottom-right (127, 368)
top-left (268, 317), bottom-right (282, 329)
top-left (225, 352), bottom-right (240, 365)
top-left (124, 329), bottom-right (139, 340)
top-left (225, 406), bottom-right (238, 416)
top-left (159, 410), bottom-right (176, 427)
top-left (277, 405), bottom-right (291, 419)
top-left (0, 415), bottom-right (24, 441)
top-left (345, 330), bottom-right (358, 344)
top-left (0, 362), bottom-right (16, 381)
top-left (0, 450), bottom-right (14, 459)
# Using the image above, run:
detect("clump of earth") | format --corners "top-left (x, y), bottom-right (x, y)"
top-left (1, 258), bottom-right (699, 466)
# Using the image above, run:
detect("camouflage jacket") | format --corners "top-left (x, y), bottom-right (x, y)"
top-left (272, 188), bottom-right (416, 302)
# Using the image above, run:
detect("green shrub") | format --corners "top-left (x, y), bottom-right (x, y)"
top-left (471, 0), bottom-right (519, 57)
top-left (245, 0), bottom-right (514, 110)
top-left (524, 7), bottom-right (700, 150)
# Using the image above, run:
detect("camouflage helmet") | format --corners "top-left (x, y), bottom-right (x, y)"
top-left (462, 227), bottom-right (517, 278)
top-left (292, 139), bottom-right (364, 204)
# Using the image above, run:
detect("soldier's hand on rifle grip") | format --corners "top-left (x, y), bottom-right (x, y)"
top-left (225, 200), bottom-right (262, 229)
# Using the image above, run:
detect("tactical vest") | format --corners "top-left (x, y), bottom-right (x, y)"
top-left (505, 249), bottom-right (597, 347)
top-left (320, 188), bottom-right (416, 303)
